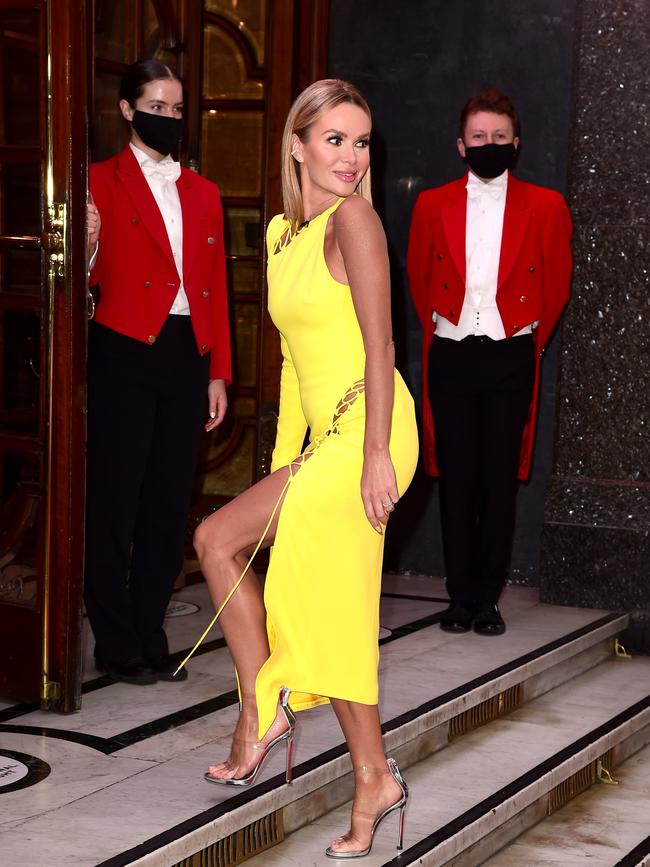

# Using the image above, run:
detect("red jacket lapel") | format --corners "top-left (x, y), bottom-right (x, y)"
top-left (441, 176), bottom-right (468, 284)
top-left (115, 145), bottom-right (176, 268)
top-left (498, 174), bottom-right (530, 289)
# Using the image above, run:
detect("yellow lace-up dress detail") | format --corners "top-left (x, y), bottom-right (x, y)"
top-left (181, 197), bottom-right (418, 738)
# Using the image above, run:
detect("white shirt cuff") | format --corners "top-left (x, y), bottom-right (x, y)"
top-left (88, 241), bottom-right (98, 272)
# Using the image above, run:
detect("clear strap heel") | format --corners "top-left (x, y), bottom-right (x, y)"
top-left (325, 758), bottom-right (408, 859)
top-left (204, 686), bottom-right (296, 787)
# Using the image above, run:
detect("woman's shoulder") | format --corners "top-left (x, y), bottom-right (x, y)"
top-left (332, 194), bottom-right (382, 237)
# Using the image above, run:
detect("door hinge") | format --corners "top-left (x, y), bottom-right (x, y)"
top-left (43, 201), bottom-right (66, 279)
top-left (41, 678), bottom-right (61, 702)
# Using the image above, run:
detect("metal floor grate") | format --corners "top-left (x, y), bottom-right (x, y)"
top-left (448, 683), bottom-right (524, 741)
top-left (546, 748), bottom-right (615, 815)
top-left (173, 809), bottom-right (284, 867)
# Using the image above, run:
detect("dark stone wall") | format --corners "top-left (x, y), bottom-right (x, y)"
top-left (327, 1), bottom-right (578, 582)
top-left (540, 0), bottom-right (650, 649)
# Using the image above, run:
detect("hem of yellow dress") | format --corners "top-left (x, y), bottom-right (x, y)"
top-left (288, 695), bottom-right (330, 714)
top-left (258, 687), bottom-right (379, 730)
top-left (288, 692), bottom-right (379, 711)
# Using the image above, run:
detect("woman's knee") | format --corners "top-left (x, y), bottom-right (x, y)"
top-left (193, 516), bottom-right (231, 565)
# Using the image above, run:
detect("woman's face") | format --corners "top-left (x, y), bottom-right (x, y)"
top-left (119, 78), bottom-right (183, 123)
top-left (293, 103), bottom-right (371, 202)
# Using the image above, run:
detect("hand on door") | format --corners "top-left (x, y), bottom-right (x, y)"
top-left (87, 192), bottom-right (101, 258)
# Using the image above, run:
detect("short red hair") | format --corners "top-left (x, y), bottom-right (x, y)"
top-left (459, 89), bottom-right (520, 139)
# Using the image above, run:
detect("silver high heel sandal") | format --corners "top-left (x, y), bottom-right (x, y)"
top-left (325, 758), bottom-right (408, 859)
top-left (204, 686), bottom-right (296, 787)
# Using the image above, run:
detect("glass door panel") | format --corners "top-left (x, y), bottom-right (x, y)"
top-left (191, 2), bottom-right (269, 518)
top-left (0, 8), bottom-right (40, 148)
top-left (226, 259), bottom-right (260, 295)
top-left (0, 449), bottom-right (42, 610)
top-left (203, 24), bottom-right (264, 100)
top-left (94, 1), bottom-right (135, 63)
top-left (0, 0), bottom-right (88, 710)
top-left (0, 308), bottom-right (42, 437)
top-left (205, 0), bottom-right (267, 64)
top-left (201, 109), bottom-right (264, 197)
top-left (0, 249), bottom-right (41, 297)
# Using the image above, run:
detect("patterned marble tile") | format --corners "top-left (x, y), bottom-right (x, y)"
top-left (0, 733), bottom-right (157, 827)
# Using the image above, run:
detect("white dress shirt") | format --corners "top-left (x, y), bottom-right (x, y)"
top-left (130, 142), bottom-right (190, 316)
top-left (435, 170), bottom-right (532, 340)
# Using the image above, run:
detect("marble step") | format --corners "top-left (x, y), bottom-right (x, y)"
top-left (96, 605), bottom-right (629, 865)
top-left (0, 590), bottom-right (632, 867)
top-left (243, 655), bottom-right (650, 867)
top-left (484, 741), bottom-right (650, 866)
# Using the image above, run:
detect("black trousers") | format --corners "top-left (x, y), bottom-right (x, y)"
top-left (85, 317), bottom-right (209, 664)
top-left (428, 334), bottom-right (535, 607)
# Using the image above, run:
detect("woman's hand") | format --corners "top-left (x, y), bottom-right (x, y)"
top-left (87, 195), bottom-right (101, 256)
top-left (205, 379), bottom-right (228, 431)
top-left (361, 447), bottom-right (399, 533)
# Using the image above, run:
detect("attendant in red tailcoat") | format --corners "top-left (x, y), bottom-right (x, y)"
top-left (407, 89), bottom-right (572, 636)
top-left (84, 60), bottom-right (231, 685)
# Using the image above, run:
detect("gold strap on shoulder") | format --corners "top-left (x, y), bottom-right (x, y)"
top-left (273, 221), bottom-right (296, 255)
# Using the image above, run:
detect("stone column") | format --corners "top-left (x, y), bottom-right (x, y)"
top-left (541, 0), bottom-right (649, 648)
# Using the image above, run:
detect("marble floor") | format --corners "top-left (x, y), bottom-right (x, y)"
top-left (0, 575), bottom-right (643, 867)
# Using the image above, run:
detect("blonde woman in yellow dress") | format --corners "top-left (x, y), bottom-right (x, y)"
top-left (190, 79), bottom-right (418, 858)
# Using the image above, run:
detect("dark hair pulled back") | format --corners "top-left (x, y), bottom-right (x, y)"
top-left (119, 58), bottom-right (182, 107)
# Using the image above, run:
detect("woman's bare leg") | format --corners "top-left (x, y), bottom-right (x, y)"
top-left (194, 465), bottom-right (293, 779)
top-left (328, 699), bottom-right (403, 853)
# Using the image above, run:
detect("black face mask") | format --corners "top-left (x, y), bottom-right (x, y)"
top-left (463, 142), bottom-right (517, 179)
top-left (131, 110), bottom-right (183, 157)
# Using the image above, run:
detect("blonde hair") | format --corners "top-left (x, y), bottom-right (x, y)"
top-left (281, 79), bottom-right (373, 228)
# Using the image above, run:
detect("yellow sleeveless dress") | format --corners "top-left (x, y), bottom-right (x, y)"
top-left (251, 198), bottom-right (419, 736)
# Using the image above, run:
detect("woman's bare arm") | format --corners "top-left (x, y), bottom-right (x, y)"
top-left (330, 195), bottom-right (398, 533)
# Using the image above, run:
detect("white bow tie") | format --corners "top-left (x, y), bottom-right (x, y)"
top-left (466, 180), bottom-right (505, 201)
top-left (140, 158), bottom-right (181, 183)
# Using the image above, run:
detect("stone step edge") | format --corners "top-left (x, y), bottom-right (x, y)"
top-left (96, 612), bottom-right (628, 867)
top-left (613, 833), bottom-right (650, 867)
top-left (458, 725), bottom-right (650, 867)
top-left (378, 697), bottom-right (650, 867)
top-left (383, 612), bottom-right (629, 745)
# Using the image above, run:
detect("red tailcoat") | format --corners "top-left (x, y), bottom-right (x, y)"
top-left (407, 173), bottom-right (572, 480)
top-left (89, 145), bottom-right (232, 383)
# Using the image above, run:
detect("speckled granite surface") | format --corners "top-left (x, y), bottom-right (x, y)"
top-left (541, 0), bottom-right (650, 650)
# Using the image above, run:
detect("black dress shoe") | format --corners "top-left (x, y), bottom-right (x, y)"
top-left (96, 657), bottom-right (158, 685)
top-left (439, 602), bottom-right (475, 633)
top-left (146, 655), bottom-right (188, 682)
top-left (473, 604), bottom-right (506, 636)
